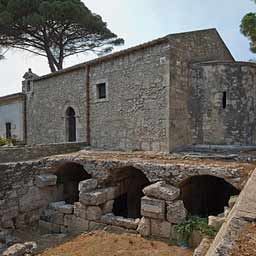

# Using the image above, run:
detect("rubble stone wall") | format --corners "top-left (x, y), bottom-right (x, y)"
top-left (26, 68), bottom-right (88, 145)
top-left (89, 42), bottom-right (170, 152)
top-left (0, 142), bottom-right (87, 163)
top-left (191, 62), bottom-right (256, 145)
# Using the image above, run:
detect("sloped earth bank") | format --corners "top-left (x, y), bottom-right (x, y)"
top-left (19, 230), bottom-right (193, 256)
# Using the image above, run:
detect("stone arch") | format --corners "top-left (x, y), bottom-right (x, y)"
top-left (56, 162), bottom-right (91, 204)
top-left (107, 166), bottom-right (150, 219)
top-left (179, 175), bottom-right (240, 217)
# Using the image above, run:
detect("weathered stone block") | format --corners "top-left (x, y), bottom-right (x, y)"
top-left (166, 200), bottom-right (187, 224)
top-left (74, 202), bottom-right (87, 219)
top-left (141, 196), bottom-right (165, 220)
top-left (52, 212), bottom-right (64, 225)
top-left (51, 223), bottom-right (61, 233)
top-left (19, 187), bottom-right (46, 212)
top-left (143, 181), bottom-right (180, 201)
top-left (102, 200), bottom-right (114, 214)
top-left (49, 201), bottom-right (66, 210)
top-left (2, 243), bottom-right (27, 256)
top-left (35, 174), bottom-right (57, 188)
top-left (208, 216), bottom-right (225, 231)
top-left (88, 221), bottom-right (107, 231)
top-left (68, 216), bottom-right (89, 233)
top-left (79, 187), bottom-right (118, 206)
top-left (56, 204), bottom-right (74, 214)
top-left (38, 220), bottom-right (53, 233)
top-left (151, 219), bottom-right (171, 239)
top-left (64, 214), bottom-right (73, 227)
top-left (79, 179), bottom-right (98, 192)
top-left (86, 206), bottom-right (103, 221)
top-left (137, 217), bottom-right (151, 237)
top-left (101, 214), bottom-right (140, 230)
top-left (40, 208), bottom-right (55, 222)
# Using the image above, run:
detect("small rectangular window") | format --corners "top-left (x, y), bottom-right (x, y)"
top-left (222, 91), bottom-right (227, 109)
top-left (6, 122), bottom-right (11, 139)
top-left (97, 83), bottom-right (106, 99)
top-left (27, 81), bottom-right (31, 92)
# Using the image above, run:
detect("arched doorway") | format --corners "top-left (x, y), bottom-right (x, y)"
top-left (180, 175), bottom-right (239, 217)
top-left (66, 107), bottom-right (76, 142)
top-left (56, 162), bottom-right (91, 204)
top-left (109, 167), bottom-right (150, 219)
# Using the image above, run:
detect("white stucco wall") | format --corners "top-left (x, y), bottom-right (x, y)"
top-left (0, 100), bottom-right (24, 141)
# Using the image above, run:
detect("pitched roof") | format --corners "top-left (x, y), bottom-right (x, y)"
top-left (0, 93), bottom-right (25, 104)
top-left (35, 28), bottom-right (234, 81)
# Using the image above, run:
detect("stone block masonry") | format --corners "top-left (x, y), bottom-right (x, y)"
top-left (138, 182), bottom-right (187, 239)
top-left (191, 62), bottom-right (256, 146)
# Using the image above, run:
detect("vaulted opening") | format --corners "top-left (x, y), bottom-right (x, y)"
top-left (66, 107), bottom-right (76, 142)
top-left (180, 175), bottom-right (239, 217)
top-left (109, 167), bottom-right (150, 219)
top-left (56, 162), bottom-right (91, 204)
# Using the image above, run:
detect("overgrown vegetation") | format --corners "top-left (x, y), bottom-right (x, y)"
top-left (0, 136), bottom-right (17, 146)
top-left (0, 136), bottom-right (9, 146)
top-left (240, 0), bottom-right (256, 54)
top-left (175, 216), bottom-right (217, 244)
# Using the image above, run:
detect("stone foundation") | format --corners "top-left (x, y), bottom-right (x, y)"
top-left (0, 150), bottom-right (252, 242)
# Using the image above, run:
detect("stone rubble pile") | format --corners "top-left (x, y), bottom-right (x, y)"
top-left (2, 241), bottom-right (37, 256)
top-left (137, 181), bottom-right (187, 239)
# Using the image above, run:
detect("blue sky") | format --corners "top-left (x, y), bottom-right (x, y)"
top-left (0, 0), bottom-right (255, 96)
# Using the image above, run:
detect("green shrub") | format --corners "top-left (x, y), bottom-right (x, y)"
top-left (175, 216), bottom-right (217, 243)
top-left (0, 137), bottom-right (8, 146)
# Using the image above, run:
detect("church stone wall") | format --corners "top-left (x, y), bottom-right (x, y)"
top-left (167, 29), bottom-right (235, 151)
top-left (191, 62), bottom-right (256, 145)
top-left (89, 42), bottom-right (170, 151)
top-left (26, 69), bottom-right (88, 145)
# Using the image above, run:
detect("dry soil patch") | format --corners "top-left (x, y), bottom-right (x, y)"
top-left (36, 231), bottom-right (193, 256)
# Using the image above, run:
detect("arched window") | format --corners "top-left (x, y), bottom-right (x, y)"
top-left (66, 107), bottom-right (76, 142)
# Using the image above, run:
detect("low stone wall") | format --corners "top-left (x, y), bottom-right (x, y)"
top-left (0, 142), bottom-right (87, 163)
top-left (206, 169), bottom-right (256, 256)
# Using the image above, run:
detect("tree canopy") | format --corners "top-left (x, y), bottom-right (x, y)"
top-left (241, 1), bottom-right (256, 53)
top-left (0, 0), bottom-right (124, 72)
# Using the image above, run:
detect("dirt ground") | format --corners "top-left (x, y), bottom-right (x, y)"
top-left (34, 231), bottom-right (193, 256)
top-left (231, 223), bottom-right (256, 256)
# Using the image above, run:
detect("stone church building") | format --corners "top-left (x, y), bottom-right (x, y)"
top-left (2, 28), bottom-right (256, 152)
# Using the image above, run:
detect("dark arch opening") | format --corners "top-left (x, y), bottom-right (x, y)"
top-left (180, 175), bottom-right (239, 217)
top-left (110, 167), bottom-right (150, 219)
top-left (56, 162), bottom-right (91, 204)
top-left (66, 107), bottom-right (76, 142)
